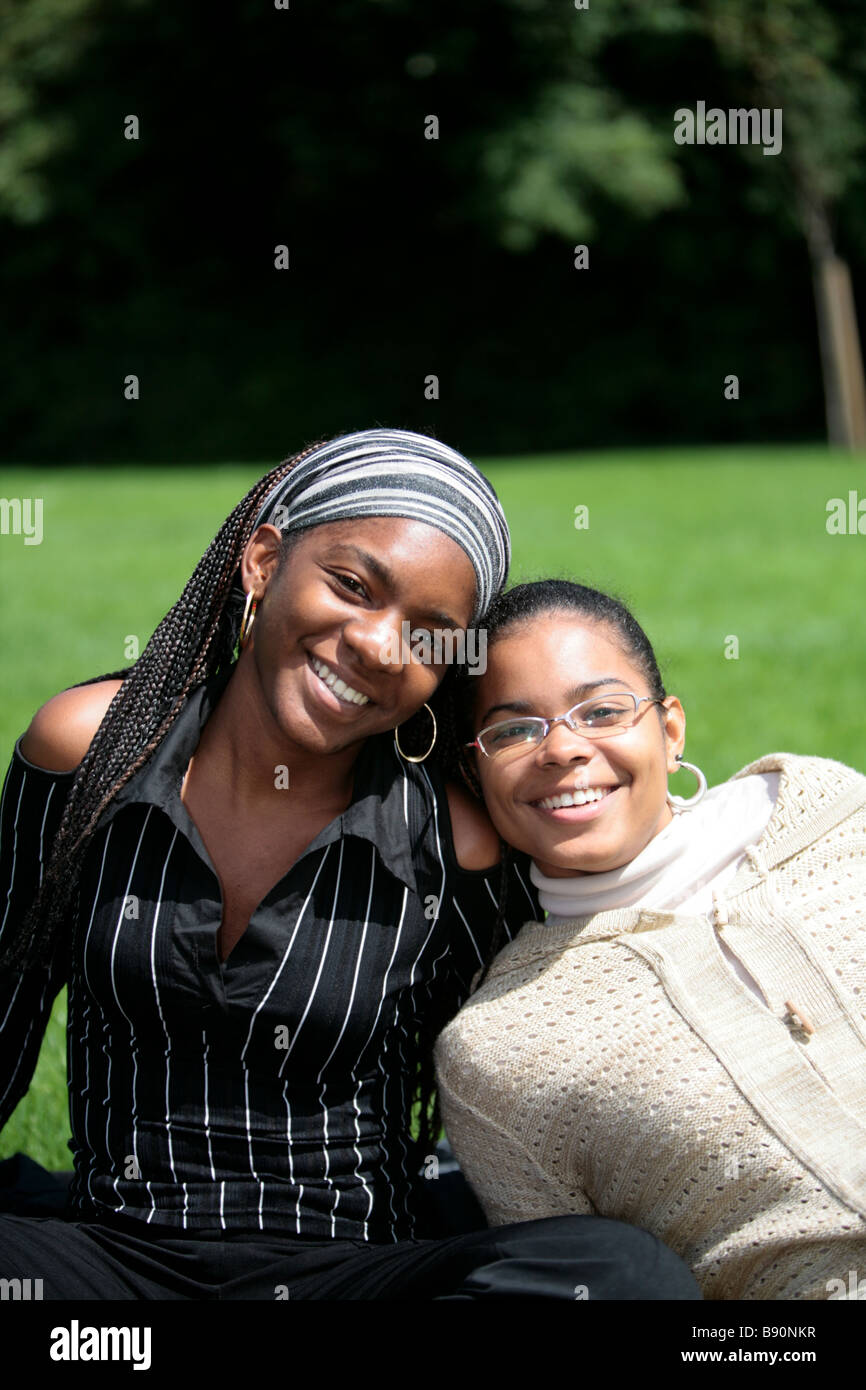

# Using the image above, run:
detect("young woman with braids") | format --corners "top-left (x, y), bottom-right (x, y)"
top-left (0, 434), bottom-right (699, 1300)
top-left (435, 579), bottom-right (866, 1300)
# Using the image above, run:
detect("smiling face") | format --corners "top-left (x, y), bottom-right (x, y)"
top-left (469, 614), bottom-right (686, 876)
top-left (239, 515), bottom-right (477, 756)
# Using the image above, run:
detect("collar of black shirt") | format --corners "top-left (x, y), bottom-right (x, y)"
top-left (96, 665), bottom-right (420, 892)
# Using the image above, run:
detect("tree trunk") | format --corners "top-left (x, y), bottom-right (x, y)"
top-left (799, 197), bottom-right (866, 449)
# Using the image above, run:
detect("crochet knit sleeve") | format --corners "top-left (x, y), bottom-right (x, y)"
top-left (435, 1065), bottom-right (595, 1226)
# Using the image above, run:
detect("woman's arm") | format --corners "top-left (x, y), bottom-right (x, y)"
top-left (435, 1062), bottom-right (596, 1226)
top-left (0, 680), bottom-right (121, 1131)
top-left (0, 747), bottom-right (74, 1130)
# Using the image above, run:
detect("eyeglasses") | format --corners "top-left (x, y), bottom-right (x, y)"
top-left (467, 692), bottom-right (665, 760)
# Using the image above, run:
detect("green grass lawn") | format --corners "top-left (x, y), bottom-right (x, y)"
top-left (1, 443), bottom-right (865, 1170)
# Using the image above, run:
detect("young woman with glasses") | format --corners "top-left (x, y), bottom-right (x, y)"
top-left (435, 578), bottom-right (866, 1300)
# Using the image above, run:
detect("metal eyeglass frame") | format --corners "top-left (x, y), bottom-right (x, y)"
top-left (466, 692), bottom-right (666, 759)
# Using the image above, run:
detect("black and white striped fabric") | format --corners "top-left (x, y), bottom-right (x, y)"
top-left (0, 669), bottom-right (537, 1242)
top-left (252, 429), bottom-right (510, 622)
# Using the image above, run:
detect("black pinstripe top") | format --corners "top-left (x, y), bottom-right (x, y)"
top-left (0, 668), bottom-right (538, 1241)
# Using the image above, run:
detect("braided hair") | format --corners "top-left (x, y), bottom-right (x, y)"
top-left (3, 438), bottom-right (329, 973)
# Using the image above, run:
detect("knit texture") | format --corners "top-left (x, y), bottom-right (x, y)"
top-left (435, 753), bottom-right (866, 1300)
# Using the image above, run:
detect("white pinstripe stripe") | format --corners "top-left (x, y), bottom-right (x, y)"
top-left (103, 1013), bottom-right (113, 1200)
top-left (379, 763), bottom-right (454, 1226)
top-left (425, 939), bottom-right (452, 992)
top-left (202, 1032), bottom-right (216, 1181)
top-left (392, 1018), bottom-right (415, 1226)
top-left (274, 842), bottom-right (342, 1076)
top-left (108, 808), bottom-right (153, 1215)
top-left (351, 767), bottom-right (412, 1238)
top-left (351, 1075), bottom-right (374, 1241)
top-left (148, 826), bottom-right (181, 1219)
top-left (0, 754), bottom-right (13, 913)
top-left (240, 843), bottom-right (337, 1227)
top-left (0, 971), bottom-right (23, 1033)
top-left (316, 842), bottom-right (373, 1084)
top-left (281, 1080), bottom-right (295, 1197)
top-left (81, 824), bottom-right (114, 999)
top-left (36, 781), bottom-right (56, 889)
top-left (83, 1002), bottom-right (97, 1205)
top-left (305, 835), bottom-right (367, 1237)
top-left (321, 1086), bottom-right (338, 1238)
top-left (376, 1047), bottom-right (400, 1239)
top-left (513, 860), bottom-right (536, 921)
top-left (109, 809), bottom-right (152, 1023)
top-left (0, 771), bottom-right (26, 944)
top-left (244, 1066), bottom-right (255, 1178)
top-left (340, 846), bottom-right (377, 1242)
top-left (66, 967), bottom-right (76, 1159)
top-left (452, 896), bottom-right (483, 968)
top-left (80, 825), bottom-right (114, 1204)
top-left (243, 1065), bottom-right (264, 1231)
top-left (273, 839), bottom-right (345, 1224)
top-left (0, 978), bottom-right (46, 1117)
top-left (240, 844), bottom-right (333, 1065)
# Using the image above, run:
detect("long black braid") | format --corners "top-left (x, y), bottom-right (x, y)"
top-left (3, 437), bottom-right (329, 973)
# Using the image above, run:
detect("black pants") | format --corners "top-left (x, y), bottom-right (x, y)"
top-left (0, 1211), bottom-right (701, 1300)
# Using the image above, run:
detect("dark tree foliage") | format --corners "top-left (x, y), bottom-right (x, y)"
top-left (1, 0), bottom-right (863, 461)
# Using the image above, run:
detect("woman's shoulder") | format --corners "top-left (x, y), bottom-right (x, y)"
top-left (731, 752), bottom-right (866, 816)
top-left (19, 679), bottom-right (124, 774)
top-left (444, 781), bottom-right (501, 871)
top-left (728, 752), bottom-right (866, 865)
top-left (731, 751), bottom-right (866, 785)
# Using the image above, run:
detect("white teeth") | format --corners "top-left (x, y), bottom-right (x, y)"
top-left (537, 787), bottom-right (612, 810)
top-left (311, 657), bottom-right (370, 706)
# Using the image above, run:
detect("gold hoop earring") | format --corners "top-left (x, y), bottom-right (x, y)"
top-left (239, 590), bottom-right (258, 648)
top-left (394, 704), bottom-right (437, 763)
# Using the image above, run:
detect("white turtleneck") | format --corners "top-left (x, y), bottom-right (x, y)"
top-left (531, 772), bottom-right (779, 918)
top-left (530, 772), bottom-right (781, 999)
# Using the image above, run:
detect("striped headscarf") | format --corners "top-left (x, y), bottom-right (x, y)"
top-left (251, 428), bottom-right (510, 621)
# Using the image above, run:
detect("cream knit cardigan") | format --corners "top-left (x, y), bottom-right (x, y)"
top-left (435, 753), bottom-right (866, 1300)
